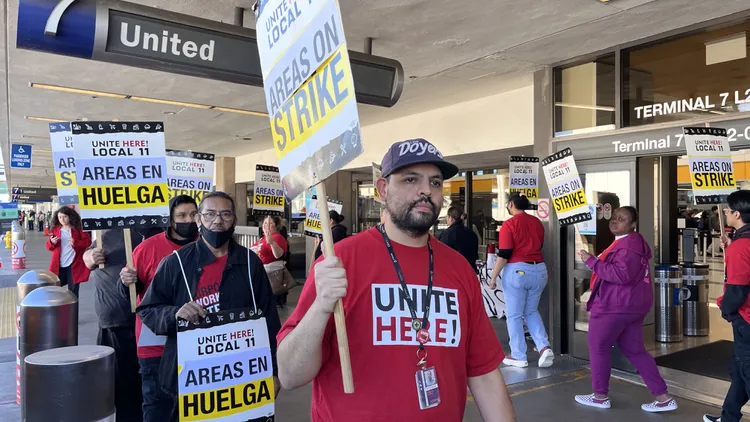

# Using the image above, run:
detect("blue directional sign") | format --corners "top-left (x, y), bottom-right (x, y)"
top-left (10, 144), bottom-right (32, 169)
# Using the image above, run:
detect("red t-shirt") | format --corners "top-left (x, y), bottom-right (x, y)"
top-left (277, 228), bottom-right (504, 422)
top-left (194, 254), bottom-right (228, 314)
top-left (133, 233), bottom-right (185, 359)
top-left (250, 233), bottom-right (288, 264)
top-left (718, 237), bottom-right (750, 324)
top-left (498, 212), bottom-right (544, 263)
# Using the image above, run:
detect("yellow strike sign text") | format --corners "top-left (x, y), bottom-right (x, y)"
top-left (509, 188), bottom-right (538, 200)
top-left (272, 45), bottom-right (354, 160)
top-left (254, 195), bottom-right (284, 207)
top-left (179, 376), bottom-right (274, 421)
top-left (691, 172), bottom-right (736, 190)
top-left (80, 184), bottom-right (168, 210)
top-left (553, 189), bottom-right (586, 214)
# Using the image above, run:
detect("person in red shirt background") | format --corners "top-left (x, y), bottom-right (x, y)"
top-left (276, 139), bottom-right (515, 421)
top-left (705, 190), bottom-right (750, 422)
top-left (251, 215), bottom-right (288, 265)
top-left (46, 206), bottom-right (91, 298)
top-left (489, 192), bottom-right (553, 369)
top-left (120, 195), bottom-right (198, 422)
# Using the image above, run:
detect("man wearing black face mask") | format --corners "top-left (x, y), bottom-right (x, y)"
top-left (137, 191), bottom-right (281, 421)
top-left (119, 195), bottom-right (198, 422)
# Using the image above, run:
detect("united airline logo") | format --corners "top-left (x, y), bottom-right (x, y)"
top-left (45, 0), bottom-right (77, 36)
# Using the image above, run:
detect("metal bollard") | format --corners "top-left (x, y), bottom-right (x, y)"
top-left (11, 220), bottom-right (26, 270)
top-left (15, 270), bottom-right (60, 404)
top-left (24, 345), bottom-right (115, 422)
top-left (19, 286), bottom-right (77, 418)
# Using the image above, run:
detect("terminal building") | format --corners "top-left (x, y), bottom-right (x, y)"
top-left (3, 0), bottom-right (750, 419)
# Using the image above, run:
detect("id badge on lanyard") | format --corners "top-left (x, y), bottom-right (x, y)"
top-left (378, 225), bottom-right (441, 410)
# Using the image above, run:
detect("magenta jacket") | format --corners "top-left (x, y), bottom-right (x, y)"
top-left (585, 232), bottom-right (653, 315)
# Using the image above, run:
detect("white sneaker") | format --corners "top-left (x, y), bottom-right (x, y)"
top-left (703, 415), bottom-right (721, 422)
top-left (502, 357), bottom-right (528, 368)
top-left (574, 393), bottom-right (611, 409)
top-left (641, 398), bottom-right (677, 413)
top-left (538, 347), bottom-right (554, 368)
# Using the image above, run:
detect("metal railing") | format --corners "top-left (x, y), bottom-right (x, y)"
top-left (233, 226), bottom-right (260, 248)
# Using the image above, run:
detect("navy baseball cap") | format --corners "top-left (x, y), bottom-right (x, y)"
top-left (380, 138), bottom-right (459, 179)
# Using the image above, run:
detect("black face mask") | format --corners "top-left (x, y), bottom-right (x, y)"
top-left (200, 225), bottom-right (235, 249)
top-left (173, 222), bottom-right (198, 240)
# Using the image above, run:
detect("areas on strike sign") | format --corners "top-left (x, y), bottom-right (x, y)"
top-left (255, 0), bottom-right (362, 200)
top-left (509, 156), bottom-right (540, 209)
top-left (167, 150), bottom-right (215, 202)
top-left (49, 123), bottom-right (78, 205)
top-left (683, 127), bottom-right (737, 204)
top-left (177, 309), bottom-right (274, 422)
top-left (72, 122), bottom-right (170, 230)
top-left (304, 195), bottom-right (343, 237)
top-left (253, 165), bottom-right (285, 216)
top-left (541, 148), bottom-right (592, 226)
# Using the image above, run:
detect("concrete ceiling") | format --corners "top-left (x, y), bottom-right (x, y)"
top-left (3, 0), bottom-right (750, 189)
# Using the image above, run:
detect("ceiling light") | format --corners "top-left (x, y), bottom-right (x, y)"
top-left (21, 135), bottom-right (50, 140)
top-left (212, 106), bottom-right (267, 117)
top-left (129, 96), bottom-right (212, 109)
top-left (25, 116), bottom-right (68, 123)
top-left (30, 83), bottom-right (128, 99)
top-left (554, 102), bottom-right (616, 112)
top-left (30, 82), bottom-right (267, 117)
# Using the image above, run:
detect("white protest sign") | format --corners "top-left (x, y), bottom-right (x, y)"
top-left (253, 165), bottom-right (285, 216)
top-left (683, 127), bottom-right (737, 204)
top-left (49, 122), bottom-right (78, 206)
top-left (177, 309), bottom-right (274, 421)
top-left (72, 121), bottom-right (170, 230)
top-left (509, 156), bottom-right (540, 209)
top-left (541, 148), bottom-right (592, 227)
top-left (304, 195), bottom-right (343, 237)
top-left (166, 150), bottom-right (215, 203)
top-left (255, 0), bottom-right (362, 200)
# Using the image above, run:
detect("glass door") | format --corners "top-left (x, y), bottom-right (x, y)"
top-left (566, 159), bottom-right (638, 368)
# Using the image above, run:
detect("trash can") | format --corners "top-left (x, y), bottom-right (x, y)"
top-left (655, 265), bottom-right (683, 343)
top-left (15, 270), bottom-right (60, 404)
top-left (682, 263), bottom-right (710, 337)
top-left (19, 286), bottom-right (78, 418)
top-left (24, 345), bottom-right (115, 422)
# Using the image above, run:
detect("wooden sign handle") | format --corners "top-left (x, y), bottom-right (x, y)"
top-left (123, 228), bottom-right (137, 313)
top-left (316, 181), bottom-right (354, 394)
top-left (95, 230), bottom-right (105, 270)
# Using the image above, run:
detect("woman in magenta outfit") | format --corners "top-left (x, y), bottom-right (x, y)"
top-left (574, 206), bottom-right (677, 413)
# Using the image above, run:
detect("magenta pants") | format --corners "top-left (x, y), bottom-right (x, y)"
top-left (588, 312), bottom-right (668, 396)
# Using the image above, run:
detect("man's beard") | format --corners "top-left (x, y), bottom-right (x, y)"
top-left (387, 196), bottom-right (439, 237)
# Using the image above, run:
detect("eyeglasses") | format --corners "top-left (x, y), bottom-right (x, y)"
top-left (723, 208), bottom-right (737, 214)
top-left (199, 211), bottom-right (235, 221)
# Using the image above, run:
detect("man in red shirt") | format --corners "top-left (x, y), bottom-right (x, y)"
top-left (705, 190), bottom-right (750, 422)
top-left (120, 195), bottom-right (198, 422)
top-left (137, 192), bottom-right (280, 422)
top-left (277, 139), bottom-right (516, 421)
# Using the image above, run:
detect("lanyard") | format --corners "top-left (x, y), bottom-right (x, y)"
top-left (377, 224), bottom-right (434, 343)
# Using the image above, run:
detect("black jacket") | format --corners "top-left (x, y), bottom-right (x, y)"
top-left (439, 221), bottom-right (479, 273)
top-left (137, 238), bottom-right (281, 396)
top-left (314, 223), bottom-right (348, 260)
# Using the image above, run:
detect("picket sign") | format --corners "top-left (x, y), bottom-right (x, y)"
top-left (315, 182), bottom-right (354, 393)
